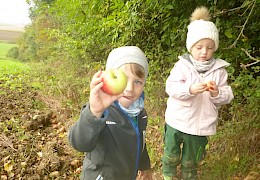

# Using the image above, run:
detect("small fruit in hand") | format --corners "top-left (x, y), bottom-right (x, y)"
top-left (206, 81), bottom-right (214, 91)
top-left (101, 69), bottom-right (128, 95)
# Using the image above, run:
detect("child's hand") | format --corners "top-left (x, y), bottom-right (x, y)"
top-left (137, 170), bottom-right (153, 180)
top-left (89, 70), bottom-right (123, 118)
top-left (206, 81), bottom-right (219, 97)
top-left (189, 83), bottom-right (208, 95)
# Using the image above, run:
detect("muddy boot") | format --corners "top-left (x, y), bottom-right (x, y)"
top-left (163, 174), bottom-right (179, 180)
top-left (181, 165), bottom-right (198, 180)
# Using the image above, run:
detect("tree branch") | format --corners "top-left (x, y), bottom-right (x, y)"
top-left (213, 0), bottom-right (253, 17)
top-left (228, 0), bottom-right (256, 49)
top-left (240, 48), bottom-right (260, 69)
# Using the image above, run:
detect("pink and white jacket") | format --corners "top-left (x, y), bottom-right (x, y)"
top-left (165, 54), bottom-right (234, 136)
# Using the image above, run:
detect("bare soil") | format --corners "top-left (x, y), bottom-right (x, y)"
top-left (0, 79), bottom-right (82, 179)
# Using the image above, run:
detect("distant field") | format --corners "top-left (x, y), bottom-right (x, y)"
top-left (0, 42), bottom-right (17, 59)
top-left (0, 30), bottom-right (22, 43)
top-left (0, 24), bottom-right (25, 43)
top-left (0, 24), bottom-right (25, 32)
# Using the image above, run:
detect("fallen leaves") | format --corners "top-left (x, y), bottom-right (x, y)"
top-left (0, 82), bottom-right (81, 179)
top-left (3, 156), bottom-right (14, 178)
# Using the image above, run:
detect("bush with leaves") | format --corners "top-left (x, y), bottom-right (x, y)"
top-left (6, 46), bottom-right (19, 59)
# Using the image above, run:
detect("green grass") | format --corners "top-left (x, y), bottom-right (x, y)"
top-left (0, 42), bottom-right (30, 93)
top-left (0, 59), bottom-right (29, 75)
top-left (0, 42), bottom-right (17, 59)
top-left (0, 59), bottom-right (30, 93)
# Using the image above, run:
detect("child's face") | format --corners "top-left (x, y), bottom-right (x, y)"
top-left (118, 64), bottom-right (145, 108)
top-left (190, 38), bottom-right (215, 61)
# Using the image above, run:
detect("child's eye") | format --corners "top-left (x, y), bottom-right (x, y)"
top-left (134, 80), bottom-right (143, 85)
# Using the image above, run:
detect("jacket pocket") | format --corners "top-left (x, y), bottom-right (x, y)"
top-left (83, 157), bottom-right (97, 170)
top-left (165, 98), bottom-right (192, 121)
top-left (173, 98), bottom-right (192, 107)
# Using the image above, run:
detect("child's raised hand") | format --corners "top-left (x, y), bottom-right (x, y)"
top-left (89, 70), bottom-right (123, 118)
top-left (189, 83), bottom-right (208, 95)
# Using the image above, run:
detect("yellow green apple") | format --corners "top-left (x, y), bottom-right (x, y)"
top-left (101, 69), bottom-right (128, 95)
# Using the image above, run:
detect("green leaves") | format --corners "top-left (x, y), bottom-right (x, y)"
top-left (224, 29), bottom-right (233, 39)
top-left (0, 59), bottom-right (30, 92)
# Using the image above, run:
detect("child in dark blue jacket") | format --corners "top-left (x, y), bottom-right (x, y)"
top-left (69, 46), bottom-right (152, 180)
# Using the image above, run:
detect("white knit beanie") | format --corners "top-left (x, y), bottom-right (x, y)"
top-left (186, 7), bottom-right (219, 52)
top-left (106, 46), bottom-right (149, 78)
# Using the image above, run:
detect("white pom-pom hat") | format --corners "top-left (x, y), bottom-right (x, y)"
top-left (186, 19), bottom-right (219, 53)
top-left (106, 46), bottom-right (149, 78)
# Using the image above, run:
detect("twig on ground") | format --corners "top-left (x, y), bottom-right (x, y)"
top-left (0, 133), bottom-right (17, 151)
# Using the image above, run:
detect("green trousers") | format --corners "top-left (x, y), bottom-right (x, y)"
top-left (162, 124), bottom-right (208, 180)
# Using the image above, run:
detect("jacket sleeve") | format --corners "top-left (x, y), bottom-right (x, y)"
top-left (210, 68), bottom-right (234, 106)
top-left (166, 62), bottom-right (195, 100)
top-left (68, 104), bottom-right (107, 152)
top-left (138, 143), bottom-right (151, 171)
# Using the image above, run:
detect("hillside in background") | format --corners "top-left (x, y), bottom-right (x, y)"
top-left (0, 24), bottom-right (25, 43)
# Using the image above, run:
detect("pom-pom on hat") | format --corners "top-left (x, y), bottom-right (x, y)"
top-left (106, 46), bottom-right (149, 78)
top-left (186, 6), bottom-right (219, 52)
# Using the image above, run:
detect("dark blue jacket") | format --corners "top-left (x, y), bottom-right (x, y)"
top-left (68, 102), bottom-right (151, 180)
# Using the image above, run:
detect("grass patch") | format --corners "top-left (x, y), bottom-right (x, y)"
top-left (0, 59), bottom-right (30, 77)
top-left (26, 60), bottom-right (103, 114)
top-left (0, 42), bottom-right (17, 59)
top-left (0, 59), bottom-right (30, 92)
top-left (201, 115), bottom-right (259, 179)
top-left (0, 42), bottom-right (31, 91)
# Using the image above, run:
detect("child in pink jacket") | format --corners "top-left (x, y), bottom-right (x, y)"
top-left (162, 6), bottom-right (234, 180)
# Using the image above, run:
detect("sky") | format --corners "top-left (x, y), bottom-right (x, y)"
top-left (0, 0), bottom-right (31, 26)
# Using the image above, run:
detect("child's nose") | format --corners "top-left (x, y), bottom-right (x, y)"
top-left (125, 81), bottom-right (134, 91)
top-left (202, 48), bottom-right (207, 54)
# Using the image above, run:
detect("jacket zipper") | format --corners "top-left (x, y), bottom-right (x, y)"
top-left (115, 102), bottom-right (141, 180)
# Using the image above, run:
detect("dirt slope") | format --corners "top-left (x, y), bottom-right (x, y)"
top-left (0, 79), bottom-right (81, 179)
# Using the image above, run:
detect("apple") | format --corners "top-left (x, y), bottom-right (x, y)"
top-left (206, 81), bottom-right (214, 91)
top-left (101, 69), bottom-right (128, 95)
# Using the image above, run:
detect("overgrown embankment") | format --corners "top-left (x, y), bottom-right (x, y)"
top-left (0, 59), bottom-right (82, 179)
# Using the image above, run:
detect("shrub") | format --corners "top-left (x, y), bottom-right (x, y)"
top-left (6, 46), bottom-right (19, 59)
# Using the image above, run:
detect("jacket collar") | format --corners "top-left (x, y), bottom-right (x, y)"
top-left (178, 54), bottom-right (230, 75)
